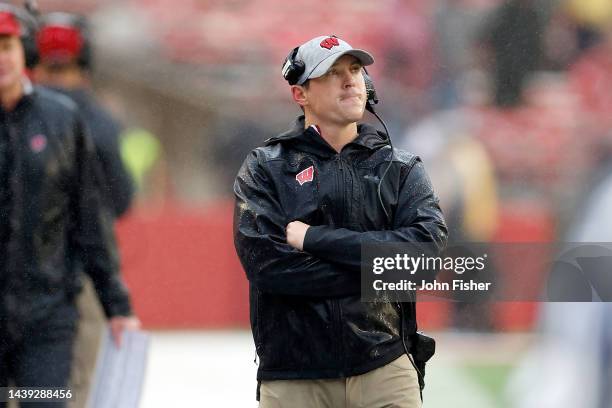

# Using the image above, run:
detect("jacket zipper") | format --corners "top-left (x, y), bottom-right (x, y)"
top-left (333, 154), bottom-right (346, 373)
top-left (336, 155), bottom-right (345, 226)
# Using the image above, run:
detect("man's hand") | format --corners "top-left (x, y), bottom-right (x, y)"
top-left (109, 315), bottom-right (141, 348)
top-left (286, 221), bottom-right (310, 251)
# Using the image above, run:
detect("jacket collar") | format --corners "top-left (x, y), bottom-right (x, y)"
top-left (265, 115), bottom-right (389, 157)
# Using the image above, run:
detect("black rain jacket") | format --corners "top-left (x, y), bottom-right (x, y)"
top-left (52, 87), bottom-right (134, 218)
top-left (234, 115), bottom-right (447, 381)
top-left (0, 85), bottom-right (132, 338)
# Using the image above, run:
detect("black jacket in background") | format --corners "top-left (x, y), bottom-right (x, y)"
top-left (50, 87), bottom-right (134, 218)
top-left (0, 86), bottom-right (133, 336)
top-left (234, 116), bottom-right (447, 381)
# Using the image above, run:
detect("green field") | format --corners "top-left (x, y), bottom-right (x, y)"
top-left (422, 332), bottom-right (531, 408)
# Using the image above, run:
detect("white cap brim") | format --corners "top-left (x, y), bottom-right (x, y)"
top-left (299, 49), bottom-right (374, 84)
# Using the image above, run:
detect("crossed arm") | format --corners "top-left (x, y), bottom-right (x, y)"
top-left (234, 150), bottom-right (447, 296)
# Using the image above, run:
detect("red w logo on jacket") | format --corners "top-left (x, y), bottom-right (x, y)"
top-left (296, 166), bottom-right (314, 185)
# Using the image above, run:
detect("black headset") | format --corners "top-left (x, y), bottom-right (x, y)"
top-left (282, 41), bottom-right (394, 222)
top-left (281, 46), bottom-right (303, 86)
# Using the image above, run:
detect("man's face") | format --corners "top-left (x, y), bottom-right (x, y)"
top-left (299, 55), bottom-right (367, 126)
top-left (0, 35), bottom-right (24, 92)
top-left (33, 61), bottom-right (83, 89)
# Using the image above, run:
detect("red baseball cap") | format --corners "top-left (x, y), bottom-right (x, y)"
top-left (37, 25), bottom-right (83, 63)
top-left (0, 11), bottom-right (21, 36)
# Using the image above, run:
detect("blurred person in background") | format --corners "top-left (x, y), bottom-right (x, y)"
top-left (508, 152), bottom-right (612, 408)
top-left (568, 20), bottom-right (612, 148)
top-left (399, 106), bottom-right (499, 330)
top-left (234, 35), bottom-right (447, 407)
top-left (506, 9), bottom-right (612, 393)
top-left (0, 4), bottom-right (138, 407)
top-left (33, 12), bottom-right (133, 217)
top-left (479, 0), bottom-right (543, 107)
top-left (431, 0), bottom-right (486, 110)
top-left (32, 12), bottom-right (135, 408)
top-left (210, 113), bottom-right (268, 196)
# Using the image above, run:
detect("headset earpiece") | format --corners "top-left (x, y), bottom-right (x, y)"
top-left (362, 67), bottom-right (379, 114)
top-left (282, 46), bottom-right (305, 86)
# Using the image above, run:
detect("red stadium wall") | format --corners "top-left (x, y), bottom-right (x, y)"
top-left (116, 200), bottom-right (249, 328)
top-left (116, 200), bottom-right (553, 331)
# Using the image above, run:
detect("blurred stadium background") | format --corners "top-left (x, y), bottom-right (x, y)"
top-left (26, 0), bottom-right (612, 406)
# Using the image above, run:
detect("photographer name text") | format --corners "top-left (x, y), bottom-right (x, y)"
top-left (373, 279), bottom-right (492, 291)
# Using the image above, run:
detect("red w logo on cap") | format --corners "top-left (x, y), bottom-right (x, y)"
top-left (320, 37), bottom-right (340, 50)
top-left (296, 166), bottom-right (314, 186)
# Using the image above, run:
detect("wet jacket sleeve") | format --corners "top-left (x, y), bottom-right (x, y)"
top-left (303, 159), bottom-right (448, 272)
top-left (70, 117), bottom-right (134, 318)
top-left (233, 149), bottom-right (360, 297)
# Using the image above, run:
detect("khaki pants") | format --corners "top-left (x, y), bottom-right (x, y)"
top-left (259, 354), bottom-right (422, 408)
top-left (68, 278), bottom-right (106, 408)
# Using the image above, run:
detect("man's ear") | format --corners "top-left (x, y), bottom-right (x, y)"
top-left (291, 85), bottom-right (308, 108)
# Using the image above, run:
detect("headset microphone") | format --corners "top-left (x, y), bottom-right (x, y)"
top-left (361, 67), bottom-right (394, 225)
top-left (362, 67), bottom-right (379, 114)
